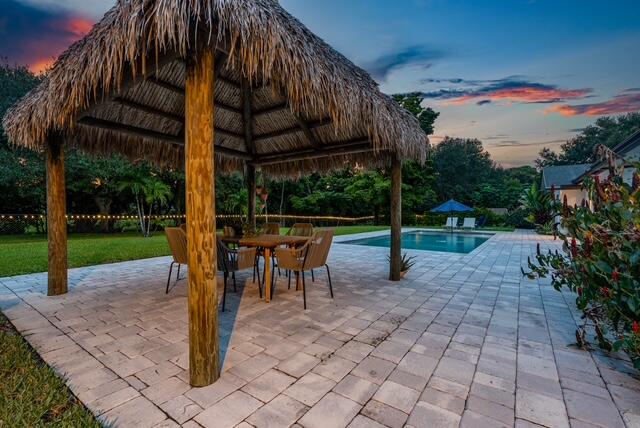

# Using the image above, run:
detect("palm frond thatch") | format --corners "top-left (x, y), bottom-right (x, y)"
top-left (2, 0), bottom-right (428, 176)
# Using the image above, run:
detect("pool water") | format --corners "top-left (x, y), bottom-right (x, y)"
top-left (341, 230), bottom-right (492, 254)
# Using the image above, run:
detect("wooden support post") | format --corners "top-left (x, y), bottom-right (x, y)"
top-left (242, 79), bottom-right (257, 227)
top-left (247, 165), bottom-right (256, 227)
top-left (185, 48), bottom-right (219, 387)
top-left (389, 155), bottom-right (402, 281)
top-left (46, 134), bottom-right (68, 296)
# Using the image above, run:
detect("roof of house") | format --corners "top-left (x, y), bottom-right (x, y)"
top-left (542, 163), bottom-right (592, 189)
top-left (573, 129), bottom-right (640, 183)
top-left (611, 129), bottom-right (640, 157)
top-left (1, 0), bottom-right (427, 177)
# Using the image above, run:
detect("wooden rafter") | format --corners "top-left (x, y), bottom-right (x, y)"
top-left (252, 138), bottom-right (372, 166)
top-left (253, 118), bottom-right (331, 142)
top-left (145, 77), bottom-right (241, 115)
top-left (293, 115), bottom-right (321, 149)
top-left (78, 116), bottom-right (251, 160)
top-left (253, 102), bottom-right (288, 116)
top-left (114, 97), bottom-right (183, 123)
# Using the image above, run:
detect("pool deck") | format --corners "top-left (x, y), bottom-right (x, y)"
top-left (1, 229), bottom-right (639, 427)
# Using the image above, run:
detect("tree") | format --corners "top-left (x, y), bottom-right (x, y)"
top-left (392, 92), bottom-right (439, 135)
top-left (537, 113), bottom-right (640, 167)
top-left (118, 173), bottom-right (172, 237)
top-left (431, 137), bottom-right (495, 205)
top-left (0, 63), bottom-right (45, 214)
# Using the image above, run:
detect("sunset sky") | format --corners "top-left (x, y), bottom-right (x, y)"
top-left (2, 0), bottom-right (639, 167)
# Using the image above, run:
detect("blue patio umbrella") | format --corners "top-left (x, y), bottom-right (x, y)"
top-left (430, 199), bottom-right (473, 231)
top-left (430, 199), bottom-right (473, 213)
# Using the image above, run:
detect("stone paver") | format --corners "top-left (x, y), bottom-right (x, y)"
top-left (2, 230), bottom-right (639, 427)
top-left (298, 392), bottom-right (360, 428)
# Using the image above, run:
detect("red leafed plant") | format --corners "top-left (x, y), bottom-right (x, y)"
top-left (523, 150), bottom-right (640, 368)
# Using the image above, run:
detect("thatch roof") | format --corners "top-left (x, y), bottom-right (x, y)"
top-left (2, 0), bottom-right (428, 177)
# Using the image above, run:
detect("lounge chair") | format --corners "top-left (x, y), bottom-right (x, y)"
top-left (165, 227), bottom-right (188, 293)
top-left (274, 230), bottom-right (334, 309)
top-left (216, 238), bottom-right (258, 311)
top-left (462, 218), bottom-right (476, 229)
top-left (445, 217), bottom-right (458, 229)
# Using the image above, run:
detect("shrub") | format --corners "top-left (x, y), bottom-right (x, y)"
top-left (523, 159), bottom-right (640, 368)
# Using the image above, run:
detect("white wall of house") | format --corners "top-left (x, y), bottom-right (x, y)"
top-left (558, 188), bottom-right (589, 206)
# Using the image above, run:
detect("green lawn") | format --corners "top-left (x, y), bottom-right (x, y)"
top-left (0, 232), bottom-right (171, 277)
top-left (0, 226), bottom-right (390, 277)
top-left (0, 313), bottom-right (100, 427)
top-left (0, 224), bottom-right (512, 278)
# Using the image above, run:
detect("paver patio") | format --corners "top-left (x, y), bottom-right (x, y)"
top-left (1, 230), bottom-right (639, 427)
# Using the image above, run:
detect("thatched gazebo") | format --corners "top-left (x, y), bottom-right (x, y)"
top-left (3, 0), bottom-right (427, 387)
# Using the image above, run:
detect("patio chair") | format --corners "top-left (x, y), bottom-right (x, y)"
top-left (445, 217), bottom-right (458, 229)
top-left (462, 217), bottom-right (476, 229)
top-left (165, 227), bottom-right (188, 294)
top-left (223, 226), bottom-right (236, 237)
top-left (287, 223), bottom-right (313, 237)
top-left (262, 222), bottom-right (280, 235)
top-left (216, 238), bottom-right (259, 311)
top-left (274, 229), bottom-right (334, 309)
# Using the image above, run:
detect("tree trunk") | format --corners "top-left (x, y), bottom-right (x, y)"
top-left (94, 197), bottom-right (112, 232)
top-left (146, 203), bottom-right (153, 237)
top-left (185, 48), bottom-right (219, 387)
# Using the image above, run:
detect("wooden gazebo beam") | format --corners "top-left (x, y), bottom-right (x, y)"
top-left (185, 48), bottom-right (219, 387)
top-left (242, 79), bottom-right (257, 227)
top-left (253, 118), bottom-right (331, 142)
top-left (252, 138), bottom-right (370, 166)
top-left (389, 155), bottom-right (402, 281)
top-left (77, 117), bottom-right (251, 160)
top-left (46, 133), bottom-right (68, 296)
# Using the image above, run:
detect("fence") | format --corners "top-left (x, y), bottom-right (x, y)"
top-left (0, 213), bottom-right (376, 236)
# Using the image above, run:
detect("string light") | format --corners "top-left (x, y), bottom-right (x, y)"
top-left (0, 213), bottom-right (374, 222)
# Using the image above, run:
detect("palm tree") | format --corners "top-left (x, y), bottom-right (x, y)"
top-left (118, 175), bottom-right (172, 237)
top-left (143, 178), bottom-right (172, 237)
top-left (117, 175), bottom-right (147, 235)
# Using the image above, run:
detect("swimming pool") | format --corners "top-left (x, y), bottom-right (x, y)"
top-left (341, 230), bottom-right (493, 254)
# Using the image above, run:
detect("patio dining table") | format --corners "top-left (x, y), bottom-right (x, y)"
top-left (221, 234), bottom-right (311, 302)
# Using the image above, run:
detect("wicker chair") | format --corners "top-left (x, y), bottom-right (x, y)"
top-left (165, 227), bottom-right (188, 294)
top-left (287, 223), bottom-right (313, 237)
top-left (274, 229), bottom-right (334, 309)
top-left (216, 238), bottom-right (258, 311)
top-left (262, 222), bottom-right (280, 235)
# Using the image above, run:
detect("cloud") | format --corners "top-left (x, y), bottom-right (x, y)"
top-left (364, 45), bottom-right (445, 80)
top-left (420, 76), bottom-right (592, 105)
top-left (0, 0), bottom-right (94, 73)
top-left (15, 0), bottom-right (112, 19)
top-left (544, 90), bottom-right (640, 116)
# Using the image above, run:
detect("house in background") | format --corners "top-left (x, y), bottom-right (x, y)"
top-left (542, 130), bottom-right (640, 205)
top-left (575, 129), bottom-right (640, 187)
top-left (541, 163), bottom-right (592, 205)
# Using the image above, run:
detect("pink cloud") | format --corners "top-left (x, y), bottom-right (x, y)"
top-left (544, 91), bottom-right (640, 116)
top-left (446, 86), bottom-right (591, 105)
